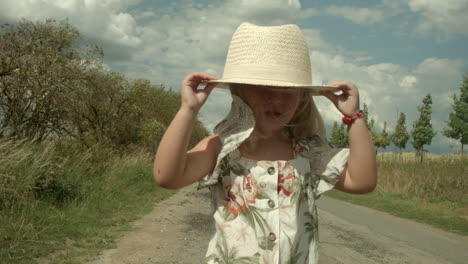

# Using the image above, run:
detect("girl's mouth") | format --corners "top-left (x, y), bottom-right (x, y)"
top-left (265, 111), bottom-right (281, 119)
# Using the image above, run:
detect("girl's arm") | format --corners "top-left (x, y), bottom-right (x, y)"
top-left (153, 72), bottom-right (221, 189)
top-left (320, 81), bottom-right (377, 194)
top-left (336, 117), bottom-right (377, 193)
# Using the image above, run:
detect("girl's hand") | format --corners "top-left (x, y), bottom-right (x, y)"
top-left (180, 72), bottom-right (218, 113)
top-left (320, 81), bottom-right (360, 117)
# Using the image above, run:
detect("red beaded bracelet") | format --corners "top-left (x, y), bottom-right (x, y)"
top-left (342, 110), bottom-right (363, 125)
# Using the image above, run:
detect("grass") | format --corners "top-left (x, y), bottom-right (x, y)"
top-left (0, 139), bottom-right (176, 264)
top-left (324, 151), bottom-right (468, 236)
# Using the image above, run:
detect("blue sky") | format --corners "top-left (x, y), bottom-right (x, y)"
top-left (1, 0), bottom-right (467, 154)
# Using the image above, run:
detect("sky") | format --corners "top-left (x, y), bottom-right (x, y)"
top-left (1, 0), bottom-right (467, 154)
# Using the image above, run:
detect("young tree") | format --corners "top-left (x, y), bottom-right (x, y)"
top-left (443, 73), bottom-right (468, 154)
top-left (330, 121), bottom-right (340, 145)
top-left (361, 103), bottom-right (379, 152)
top-left (330, 121), bottom-right (347, 147)
top-left (339, 123), bottom-right (349, 147)
top-left (379, 121), bottom-right (391, 151)
top-left (362, 103), bottom-right (370, 129)
top-left (369, 117), bottom-right (379, 147)
top-left (411, 94), bottom-right (437, 162)
top-left (392, 112), bottom-right (410, 154)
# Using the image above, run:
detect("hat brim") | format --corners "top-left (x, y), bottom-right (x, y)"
top-left (203, 79), bottom-right (340, 96)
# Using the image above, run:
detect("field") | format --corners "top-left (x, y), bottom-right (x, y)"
top-left (326, 151), bottom-right (468, 235)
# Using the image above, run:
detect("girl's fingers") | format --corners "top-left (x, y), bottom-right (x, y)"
top-left (320, 90), bottom-right (338, 105)
top-left (189, 72), bottom-right (218, 84)
top-left (198, 83), bottom-right (216, 98)
top-left (182, 72), bottom-right (218, 93)
top-left (324, 81), bottom-right (361, 116)
top-left (204, 82), bottom-right (217, 92)
top-left (330, 84), bottom-right (349, 95)
top-left (328, 81), bottom-right (358, 96)
top-left (195, 72), bottom-right (217, 80)
top-left (180, 73), bottom-right (218, 111)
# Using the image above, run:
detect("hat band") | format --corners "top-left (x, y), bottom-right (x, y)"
top-left (222, 64), bottom-right (312, 85)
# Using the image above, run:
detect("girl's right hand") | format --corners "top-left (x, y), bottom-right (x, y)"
top-left (180, 72), bottom-right (218, 113)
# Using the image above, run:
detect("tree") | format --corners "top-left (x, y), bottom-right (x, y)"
top-left (65, 70), bottom-right (139, 147)
top-left (0, 19), bottom-right (101, 140)
top-left (411, 94), bottom-right (436, 162)
top-left (443, 73), bottom-right (468, 154)
top-left (330, 121), bottom-right (340, 146)
top-left (362, 103), bottom-right (370, 129)
top-left (369, 117), bottom-right (379, 146)
top-left (330, 121), bottom-right (347, 147)
top-left (379, 121), bottom-right (391, 150)
top-left (392, 112), bottom-right (410, 154)
top-left (361, 103), bottom-right (380, 152)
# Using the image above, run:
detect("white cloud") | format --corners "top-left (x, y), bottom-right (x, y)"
top-left (353, 56), bottom-right (374, 63)
top-left (414, 57), bottom-right (464, 74)
top-left (324, 6), bottom-right (384, 24)
top-left (133, 11), bottom-right (156, 20)
top-left (0, 0), bottom-right (142, 61)
top-left (413, 58), bottom-right (465, 95)
top-left (228, 0), bottom-right (303, 24)
top-left (303, 28), bottom-right (337, 55)
top-left (239, 0), bottom-right (301, 9)
top-left (400, 75), bottom-right (418, 88)
top-left (301, 8), bottom-right (318, 17)
top-left (408, 0), bottom-right (468, 37)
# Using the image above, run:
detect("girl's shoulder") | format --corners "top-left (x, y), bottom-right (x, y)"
top-left (294, 135), bottom-right (342, 160)
top-left (294, 135), bottom-right (338, 158)
top-left (294, 135), bottom-right (349, 178)
top-left (188, 134), bottom-right (222, 161)
top-left (205, 134), bottom-right (222, 156)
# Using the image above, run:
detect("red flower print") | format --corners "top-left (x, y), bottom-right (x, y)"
top-left (243, 173), bottom-right (259, 203)
top-left (224, 181), bottom-right (247, 214)
top-left (295, 144), bottom-right (304, 154)
top-left (277, 161), bottom-right (295, 196)
top-left (222, 173), bottom-right (259, 215)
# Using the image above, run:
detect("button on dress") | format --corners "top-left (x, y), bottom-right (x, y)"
top-left (197, 95), bottom-right (349, 264)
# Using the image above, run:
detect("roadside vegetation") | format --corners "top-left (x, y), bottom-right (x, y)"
top-left (326, 152), bottom-right (468, 236)
top-left (0, 139), bottom-right (177, 264)
top-left (0, 19), bottom-right (206, 263)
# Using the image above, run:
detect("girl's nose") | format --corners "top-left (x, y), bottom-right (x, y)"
top-left (263, 90), bottom-right (284, 102)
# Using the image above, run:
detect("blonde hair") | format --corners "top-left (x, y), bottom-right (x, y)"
top-left (229, 84), bottom-right (325, 140)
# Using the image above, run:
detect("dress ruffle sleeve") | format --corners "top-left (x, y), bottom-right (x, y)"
top-left (197, 95), bottom-right (255, 190)
top-left (296, 135), bottom-right (349, 199)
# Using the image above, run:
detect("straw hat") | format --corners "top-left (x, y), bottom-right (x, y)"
top-left (205, 22), bottom-right (338, 95)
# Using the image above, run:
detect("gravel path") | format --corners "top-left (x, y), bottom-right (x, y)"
top-left (89, 184), bottom-right (468, 264)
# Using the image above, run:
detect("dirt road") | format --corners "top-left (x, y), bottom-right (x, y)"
top-left (89, 184), bottom-right (468, 264)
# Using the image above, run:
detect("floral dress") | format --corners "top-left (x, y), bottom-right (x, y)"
top-left (197, 95), bottom-right (349, 264)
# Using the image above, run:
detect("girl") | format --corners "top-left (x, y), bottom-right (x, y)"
top-left (154, 22), bottom-right (377, 264)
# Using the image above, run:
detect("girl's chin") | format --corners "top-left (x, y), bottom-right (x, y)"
top-left (256, 118), bottom-right (289, 130)
top-left (252, 112), bottom-right (292, 127)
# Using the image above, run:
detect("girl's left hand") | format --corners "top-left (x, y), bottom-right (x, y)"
top-left (320, 81), bottom-right (360, 117)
